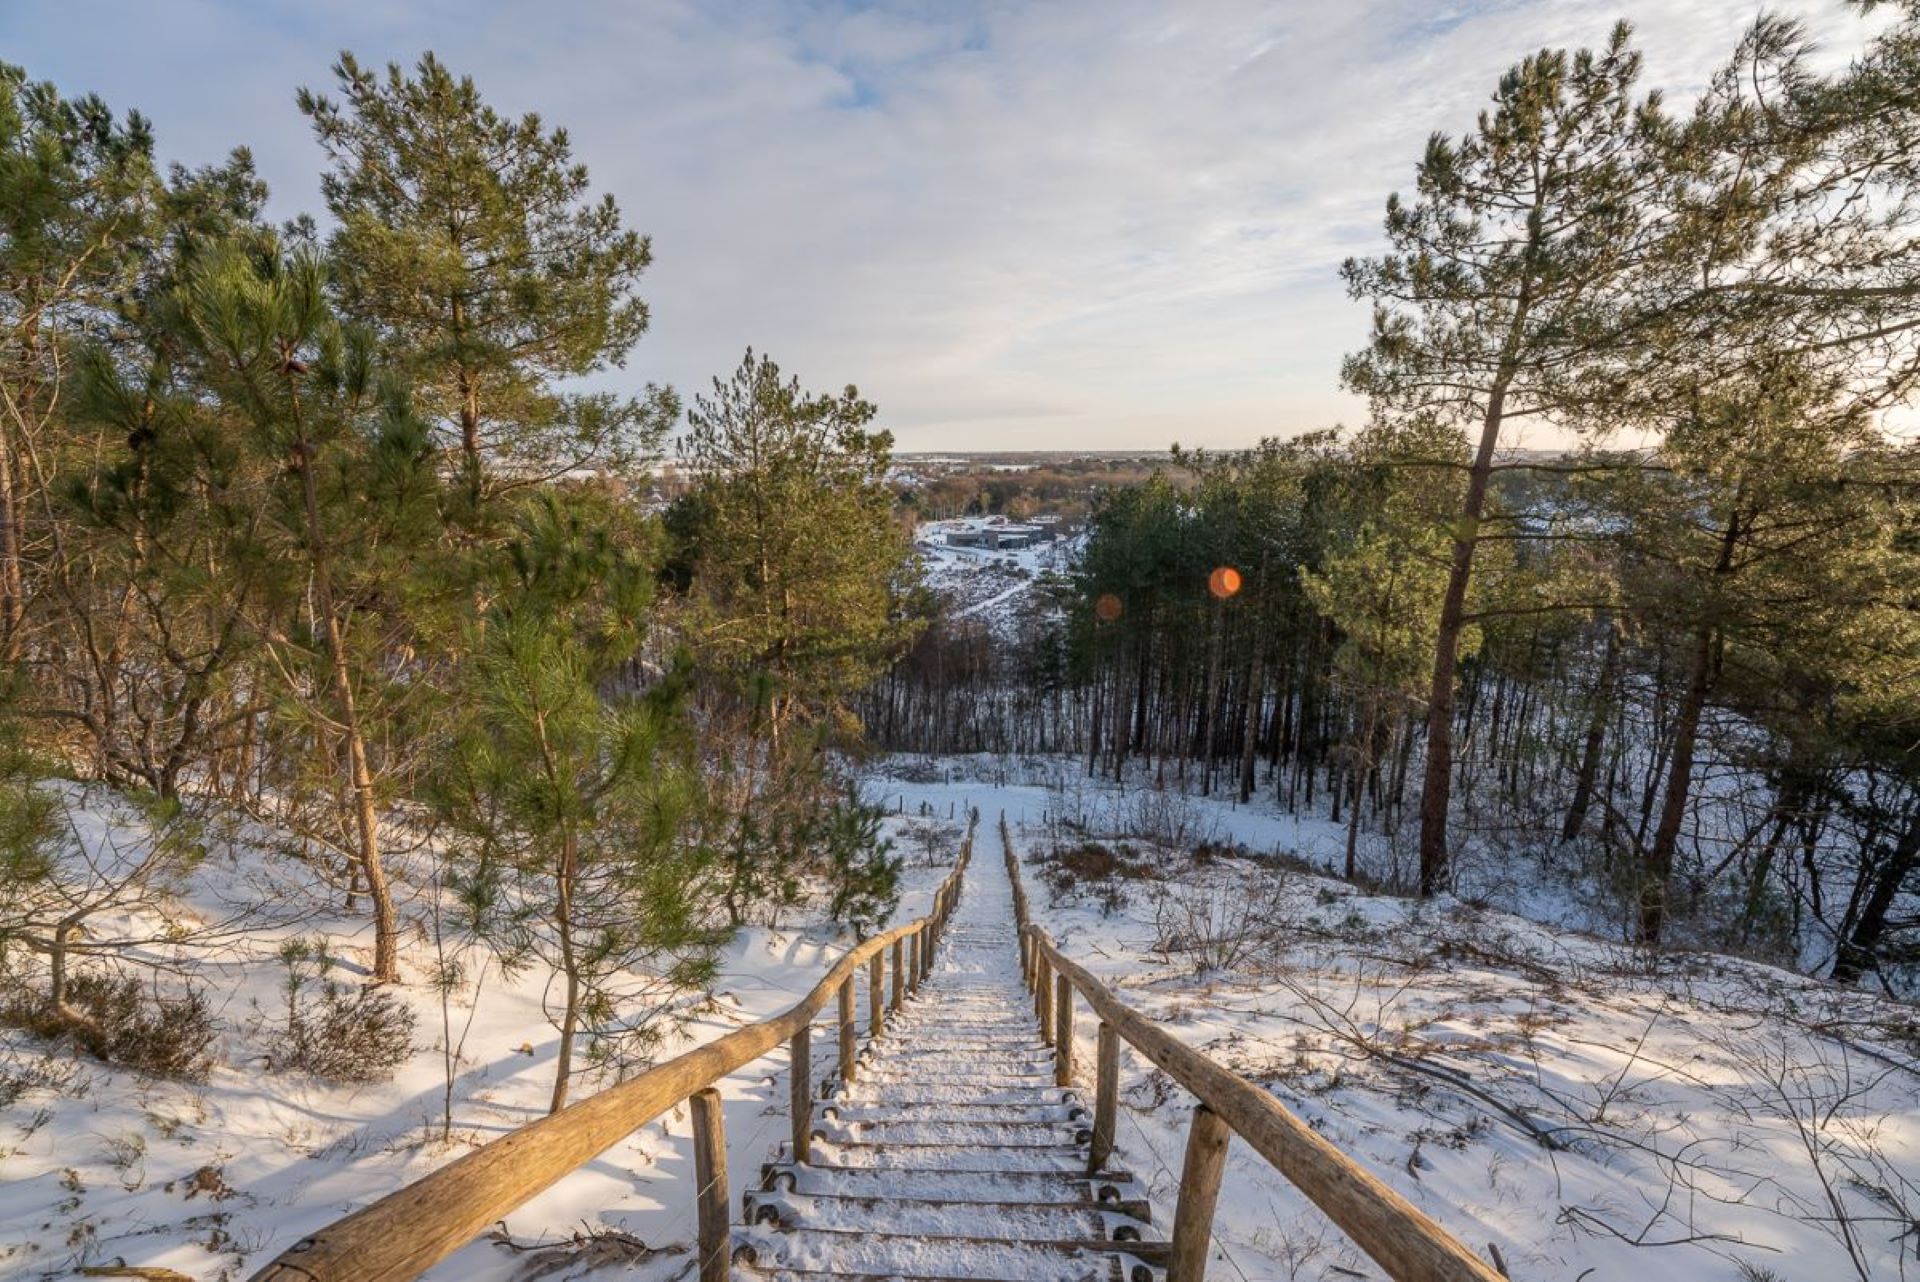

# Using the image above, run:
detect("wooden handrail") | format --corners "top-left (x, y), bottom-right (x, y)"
top-left (1000, 818), bottom-right (1501, 1282)
top-left (252, 841), bottom-right (972, 1282)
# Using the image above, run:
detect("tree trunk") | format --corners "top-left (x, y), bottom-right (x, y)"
top-left (0, 421), bottom-right (23, 664)
top-left (1561, 624), bottom-right (1618, 842)
top-left (1417, 370), bottom-right (1512, 896)
top-left (1641, 625), bottom-right (1715, 944)
top-left (550, 828), bottom-right (581, 1113)
top-left (288, 363), bottom-right (399, 984)
top-left (1830, 808), bottom-right (1919, 985)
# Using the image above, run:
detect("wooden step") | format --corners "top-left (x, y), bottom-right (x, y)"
top-left (760, 1161), bottom-right (1139, 1204)
top-left (732, 1226), bottom-right (1164, 1281)
top-left (742, 1189), bottom-right (1154, 1236)
top-left (812, 1117), bottom-right (1092, 1146)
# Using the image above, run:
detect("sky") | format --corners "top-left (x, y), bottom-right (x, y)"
top-left (1, 0), bottom-right (1893, 451)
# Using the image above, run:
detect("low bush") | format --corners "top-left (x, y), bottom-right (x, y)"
top-left (4, 972), bottom-right (216, 1080)
top-left (1040, 840), bottom-right (1150, 913)
top-left (267, 940), bottom-right (415, 1083)
top-left (1151, 870), bottom-right (1294, 975)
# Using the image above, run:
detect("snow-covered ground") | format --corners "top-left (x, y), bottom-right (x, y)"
top-left (913, 518), bottom-right (1083, 636)
top-left (0, 788), bottom-right (954, 1281)
top-left (8, 762), bottom-right (1917, 1281)
top-left (868, 757), bottom-right (1920, 1282)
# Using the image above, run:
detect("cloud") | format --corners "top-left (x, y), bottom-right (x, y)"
top-left (1, 0), bottom-right (1890, 449)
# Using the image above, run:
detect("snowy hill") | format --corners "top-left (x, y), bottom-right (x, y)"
top-left (4, 765), bottom-right (1916, 1281)
top-left (0, 787), bottom-right (955, 1282)
top-left (867, 758), bottom-right (1920, 1282)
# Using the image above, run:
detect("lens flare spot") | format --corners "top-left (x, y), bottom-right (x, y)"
top-left (1094, 593), bottom-right (1124, 622)
top-left (1208, 566), bottom-right (1243, 599)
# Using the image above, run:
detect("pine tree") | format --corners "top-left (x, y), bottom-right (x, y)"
top-left (0, 63), bottom-right (157, 665)
top-left (298, 52), bottom-right (675, 520)
top-left (1343, 24), bottom-right (1668, 896)
top-left (1303, 418), bottom-right (1466, 882)
top-left (165, 242), bottom-right (438, 984)
top-left (673, 348), bottom-right (919, 741)
top-left (438, 492), bottom-right (716, 1112)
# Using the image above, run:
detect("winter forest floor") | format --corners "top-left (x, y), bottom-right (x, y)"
top-left (2, 758), bottom-right (1917, 1281)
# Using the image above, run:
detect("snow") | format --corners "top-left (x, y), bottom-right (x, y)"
top-left (6, 762), bottom-right (1916, 1281)
top-left (0, 788), bottom-right (951, 1281)
top-left (866, 758), bottom-right (1920, 1282)
top-left (913, 518), bottom-right (1083, 637)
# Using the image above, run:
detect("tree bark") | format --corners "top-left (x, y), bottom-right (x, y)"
top-left (1417, 368), bottom-right (1512, 896)
top-left (1641, 624), bottom-right (1715, 944)
top-left (1830, 808), bottom-right (1920, 985)
top-left (1561, 623), bottom-right (1618, 842)
top-left (287, 356), bottom-right (399, 984)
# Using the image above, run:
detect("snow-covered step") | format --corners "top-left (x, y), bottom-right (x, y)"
top-left (803, 1138), bottom-right (1087, 1173)
top-left (742, 1190), bottom-right (1151, 1239)
top-left (760, 1162), bottom-right (1140, 1204)
top-left (733, 1226), bottom-right (1161, 1281)
top-left (862, 1043), bottom-right (1046, 1060)
top-left (819, 1101), bottom-right (1088, 1124)
top-left (843, 1069), bottom-right (1058, 1088)
top-left (813, 1117), bottom-right (1091, 1146)
top-left (834, 1084), bottom-right (1083, 1107)
top-left (742, 849), bottom-right (1165, 1282)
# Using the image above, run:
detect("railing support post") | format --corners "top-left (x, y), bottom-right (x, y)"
top-left (868, 953), bottom-right (883, 1038)
top-left (1054, 973), bottom-right (1074, 1086)
top-left (891, 939), bottom-right (904, 1010)
top-left (908, 932), bottom-right (921, 994)
top-left (789, 1026), bottom-right (811, 1165)
top-left (1169, 1104), bottom-right (1231, 1282)
top-left (1090, 1021), bottom-right (1118, 1173)
top-left (1036, 954), bottom-right (1053, 1045)
top-left (689, 1088), bottom-right (728, 1282)
top-left (837, 978), bottom-right (856, 1084)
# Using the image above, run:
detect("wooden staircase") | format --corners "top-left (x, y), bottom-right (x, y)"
top-left (734, 849), bottom-right (1164, 1282)
top-left (250, 819), bottom-right (1500, 1282)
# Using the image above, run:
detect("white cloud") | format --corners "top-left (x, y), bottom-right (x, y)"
top-left (1, 0), bottom-right (1890, 449)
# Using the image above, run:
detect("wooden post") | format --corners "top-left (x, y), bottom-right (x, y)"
top-left (907, 933), bottom-right (920, 994)
top-left (1090, 1021), bottom-right (1119, 1173)
top-left (689, 1088), bottom-right (728, 1282)
top-left (837, 978), bottom-right (856, 1084)
top-left (1055, 973), bottom-right (1074, 1087)
top-left (891, 939), bottom-right (904, 1010)
top-left (868, 953), bottom-right (883, 1037)
top-left (789, 1026), bottom-right (811, 1165)
top-left (1169, 1105), bottom-right (1232, 1282)
top-left (920, 920), bottom-right (934, 979)
top-left (1036, 955), bottom-right (1053, 1045)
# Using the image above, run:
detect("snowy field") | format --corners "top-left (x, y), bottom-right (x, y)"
top-left (871, 757), bottom-right (1920, 1282)
top-left (0, 788), bottom-right (953, 1281)
top-left (4, 762), bottom-right (1916, 1281)
top-left (912, 518), bottom-right (1083, 636)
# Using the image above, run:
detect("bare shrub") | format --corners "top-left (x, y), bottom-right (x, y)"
top-left (897, 816), bottom-right (963, 868)
top-left (266, 940), bottom-right (415, 1083)
top-left (4, 971), bottom-right (216, 1080)
top-left (1108, 788), bottom-right (1222, 849)
top-left (1040, 840), bottom-right (1150, 914)
top-left (1151, 867), bottom-right (1292, 974)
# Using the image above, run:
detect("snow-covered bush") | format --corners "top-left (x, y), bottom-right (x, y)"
top-left (4, 972), bottom-right (215, 1081)
top-left (1150, 867), bottom-right (1293, 975)
top-left (265, 939), bottom-right (414, 1084)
